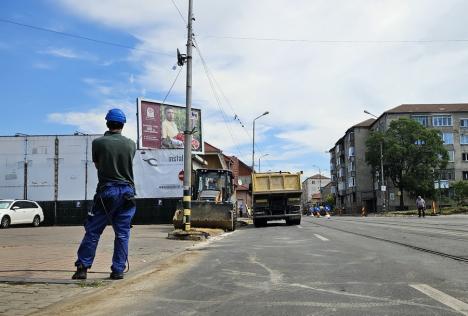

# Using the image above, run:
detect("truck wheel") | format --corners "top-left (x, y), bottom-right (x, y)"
top-left (253, 219), bottom-right (262, 228)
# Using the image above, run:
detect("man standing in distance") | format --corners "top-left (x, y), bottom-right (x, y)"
top-left (72, 108), bottom-right (137, 280)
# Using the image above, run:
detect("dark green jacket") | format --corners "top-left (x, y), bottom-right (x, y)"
top-left (92, 131), bottom-right (136, 186)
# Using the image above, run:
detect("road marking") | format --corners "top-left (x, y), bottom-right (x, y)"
top-left (297, 225), bottom-right (303, 228)
top-left (314, 234), bottom-right (329, 241)
top-left (410, 283), bottom-right (468, 315)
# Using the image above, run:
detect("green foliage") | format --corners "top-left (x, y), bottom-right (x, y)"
top-left (365, 118), bottom-right (448, 207)
top-left (452, 180), bottom-right (468, 205)
top-left (325, 194), bottom-right (335, 207)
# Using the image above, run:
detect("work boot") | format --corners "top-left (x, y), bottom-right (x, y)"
top-left (72, 264), bottom-right (88, 280)
top-left (110, 271), bottom-right (124, 280)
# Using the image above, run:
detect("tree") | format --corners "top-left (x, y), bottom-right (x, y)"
top-left (452, 180), bottom-right (468, 206)
top-left (366, 118), bottom-right (448, 209)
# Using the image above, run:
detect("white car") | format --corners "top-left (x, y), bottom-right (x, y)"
top-left (0, 200), bottom-right (44, 228)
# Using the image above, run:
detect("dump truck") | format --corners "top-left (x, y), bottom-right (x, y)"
top-left (251, 171), bottom-right (302, 227)
top-left (173, 168), bottom-right (237, 231)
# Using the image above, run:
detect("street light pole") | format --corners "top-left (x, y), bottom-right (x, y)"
top-left (252, 111), bottom-right (269, 172)
top-left (364, 110), bottom-right (386, 212)
top-left (258, 153), bottom-right (269, 172)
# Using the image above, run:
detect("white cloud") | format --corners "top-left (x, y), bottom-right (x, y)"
top-left (41, 47), bottom-right (80, 59)
top-left (52, 0), bottom-right (468, 171)
top-left (32, 62), bottom-right (53, 70)
top-left (47, 100), bottom-right (137, 141)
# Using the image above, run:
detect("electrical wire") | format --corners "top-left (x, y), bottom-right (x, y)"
top-left (203, 35), bottom-right (468, 44)
top-left (170, 0), bottom-right (186, 25)
top-left (162, 65), bottom-right (184, 105)
top-left (193, 38), bottom-right (247, 159)
top-left (0, 18), bottom-right (172, 56)
top-left (194, 38), bottom-right (272, 170)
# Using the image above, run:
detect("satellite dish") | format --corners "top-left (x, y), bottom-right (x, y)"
top-left (237, 179), bottom-right (243, 186)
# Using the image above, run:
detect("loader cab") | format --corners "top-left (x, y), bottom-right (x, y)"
top-left (194, 169), bottom-right (234, 203)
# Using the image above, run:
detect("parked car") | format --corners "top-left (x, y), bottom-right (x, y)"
top-left (0, 200), bottom-right (44, 228)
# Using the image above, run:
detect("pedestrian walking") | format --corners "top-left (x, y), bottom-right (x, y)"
top-left (72, 108), bottom-right (137, 280)
top-left (416, 195), bottom-right (426, 218)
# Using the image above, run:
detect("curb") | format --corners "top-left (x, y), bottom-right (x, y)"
top-left (31, 231), bottom-right (226, 315)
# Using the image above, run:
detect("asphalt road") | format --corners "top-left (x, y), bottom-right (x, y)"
top-left (68, 215), bottom-right (468, 316)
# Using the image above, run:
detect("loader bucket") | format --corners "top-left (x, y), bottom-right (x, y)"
top-left (173, 201), bottom-right (236, 231)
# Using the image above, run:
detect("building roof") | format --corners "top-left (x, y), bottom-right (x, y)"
top-left (352, 118), bottom-right (375, 128)
top-left (386, 103), bottom-right (468, 114)
top-left (204, 142), bottom-right (222, 153)
top-left (306, 174), bottom-right (330, 181)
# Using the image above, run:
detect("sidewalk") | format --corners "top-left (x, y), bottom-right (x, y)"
top-left (0, 224), bottom-right (217, 315)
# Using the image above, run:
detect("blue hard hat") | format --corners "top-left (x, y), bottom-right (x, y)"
top-left (105, 108), bottom-right (126, 123)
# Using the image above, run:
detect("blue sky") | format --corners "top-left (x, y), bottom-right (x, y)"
top-left (2, 0), bottom-right (468, 179)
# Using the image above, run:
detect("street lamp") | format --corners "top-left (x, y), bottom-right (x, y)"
top-left (364, 110), bottom-right (386, 212)
top-left (252, 111), bottom-right (269, 171)
top-left (258, 153), bottom-right (269, 172)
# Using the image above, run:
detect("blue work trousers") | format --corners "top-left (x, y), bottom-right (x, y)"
top-left (75, 182), bottom-right (136, 273)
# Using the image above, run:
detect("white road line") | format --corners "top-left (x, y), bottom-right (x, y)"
top-left (297, 225), bottom-right (303, 228)
top-left (410, 283), bottom-right (468, 315)
top-left (314, 234), bottom-right (329, 241)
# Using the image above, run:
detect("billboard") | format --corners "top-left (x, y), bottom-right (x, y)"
top-left (137, 98), bottom-right (203, 153)
top-left (134, 149), bottom-right (184, 198)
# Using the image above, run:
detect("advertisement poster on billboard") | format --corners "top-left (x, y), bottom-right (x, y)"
top-left (137, 98), bottom-right (203, 153)
top-left (133, 149), bottom-right (184, 198)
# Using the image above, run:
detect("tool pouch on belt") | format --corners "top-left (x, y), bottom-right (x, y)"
top-left (123, 192), bottom-right (136, 210)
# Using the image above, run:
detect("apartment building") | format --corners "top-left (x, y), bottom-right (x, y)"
top-left (329, 103), bottom-right (468, 213)
top-left (329, 119), bottom-right (375, 214)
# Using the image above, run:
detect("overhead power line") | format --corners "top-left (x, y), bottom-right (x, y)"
top-left (194, 38), bottom-right (272, 169)
top-left (170, 0), bottom-right (186, 25)
top-left (0, 18), bottom-right (172, 56)
top-left (203, 35), bottom-right (468, 44)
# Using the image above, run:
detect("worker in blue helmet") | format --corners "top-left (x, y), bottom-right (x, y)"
top-left (72, 108), bottom-right (137, 280)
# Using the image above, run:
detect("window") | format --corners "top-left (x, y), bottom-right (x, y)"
top-left (461, 119), bottom-right (468, 128)
top-left (461, 134), bottom-right (468, 145)
top-left (442, 132), bottom-right (453, 144)
top-left (412, 115), bottom-right (429, 126)
top-left (24, 201), bottom-right (38, 208)
top-left (463, 171), bottom-right (468, 180)
top-left (439, 169), bottom-right (455, 180)
top-left (463, 153), bottom-right (468, 161)
top-left (448, 150), bottom-right (455, 162)
top-left (348, 177), bottom-right (355, 188)
top-left (415, 140), bottom-right (425, 145)
top-left (434, 180), bottom-right (449, 189)
top-left (348, 147), bottom-right (355, 157)
top-left (348, 161), bottom-right (355, 172)
top-left (432, 115), bottom-right (452, 126)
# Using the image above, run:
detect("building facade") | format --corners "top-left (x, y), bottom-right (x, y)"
top-left (329, 103), bottom-right (468, 213)
top-left (330, 119), bottom-right (375, 214)
top-left (301, 174), bottom-right (331, 209)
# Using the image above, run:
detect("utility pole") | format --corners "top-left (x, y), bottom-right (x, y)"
top-left (182, 0), bottom-right (194, 231)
